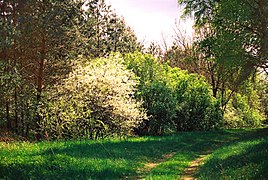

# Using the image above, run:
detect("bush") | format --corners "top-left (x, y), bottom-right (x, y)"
top-left (40, 53), bottom-right (146, 140)
top-left (224, 93), bottom-right (263, 128)
top-left (139, 80), bottom-right (177, 135)
top-left (124, 52), bottom-right (223, 135)
top-left (165, 67), bottom-right (223, 131)
top-left (124, 52), bottom-right (177, 135)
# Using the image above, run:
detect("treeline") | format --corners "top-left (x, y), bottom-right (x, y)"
top-left (0, 0), bottom-right (267, 140)
top-left (37, 52), bottom-right (224, 139)
top-left (0, 0), bottom-right (141, 139)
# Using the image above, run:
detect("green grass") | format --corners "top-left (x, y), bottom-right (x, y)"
top-left (197, 128), bottom-right (268, 179)
top-left (0, 129), bottom-right (267, 179)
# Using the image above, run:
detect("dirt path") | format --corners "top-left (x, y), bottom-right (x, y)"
top-left (179, 154), bottom-right (209, 180)
top-left (179, 140), bottom-right (234, 179)
top-left (143, 152), bottom-right (176, 170)
top-left (134, 151), bottom-right (210, 180)
top-left (134, 152), bottom-right (176, 179)
top-left (133, 143), bottom-right (225, 179)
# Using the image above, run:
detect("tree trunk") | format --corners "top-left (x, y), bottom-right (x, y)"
top-left (258, 0), bottom-right (268, 63)
top-left (35, 33), bottom-right (46, 140)
top-left (14, 89), bottom-right (18, 134)
top-left (12, 1), bottom-right (19, 135)
top-left (21, 104), bottom-right (24, 137)
top-left (25, 102), bottom-right (30, 137)
top-left (6, 99), bottom-right (11, 130)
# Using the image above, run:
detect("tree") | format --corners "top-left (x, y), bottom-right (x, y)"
top-left (224, 79), bottom-right (265, 128)
top-left (146, 41), bottom-right (163, 58)
top-left (178, 0), bottom-right (268, 77)
top-left (178, 0), bottom-right (267, 127)
top-left (73, 0), bottom-right (143, 58)
top-left (177, 0), bottom-right (268, 114)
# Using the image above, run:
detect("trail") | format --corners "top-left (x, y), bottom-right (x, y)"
top-left (179, 143), bottom-right (226, 180)
top-left (143, 152), bottom-right (176, 171)
top-left (133, 141), bottom-right (231, 179)
top-left (134, 152), bottom-right (176, 179)
top-left (133, 151), bottom-right (210, 180)
top-left (179, 153), bottom-right (209, 180)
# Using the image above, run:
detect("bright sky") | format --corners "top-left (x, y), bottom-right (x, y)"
top-left (105, 0), bottom-right (193, 47)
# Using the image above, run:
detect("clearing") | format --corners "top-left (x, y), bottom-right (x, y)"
top-left (0, 128), bottom-right (267, 179)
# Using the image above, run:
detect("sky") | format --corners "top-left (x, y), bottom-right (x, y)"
top-left (105, 0), bottom-right (194, 47)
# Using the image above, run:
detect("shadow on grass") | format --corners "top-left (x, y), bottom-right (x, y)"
top-left (197, 128), bottom-right (268, 179)
top-left (0, 129), bottom-right (255, 179)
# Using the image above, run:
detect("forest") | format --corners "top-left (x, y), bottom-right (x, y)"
top-left (0, 0), bottom-right (267, 140)
top-left (0, 0), bottom-right (268, 142)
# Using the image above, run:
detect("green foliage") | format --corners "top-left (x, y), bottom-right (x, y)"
top-left (141, 80), bottom-right (177, 135)
top-left (124, 53), bottom-right (178, 135)
top-left (0, 61), bottom-right (36, 136)
top-left (258, 74), bottom-right (268, 122)
top-left (124, 52), bottom-right (223, 135)
top-left (0, 0), bottom-right (87, 138)
top-left (179, 0), bottom-right (267, 129)
top-left (166, 67), bottom-right (223, 131)
top-left (0, 0), bottom-right (142, 139)
top-left (40, 54), bottom-right (146, 139)
top-left (124, 53), bottom-right (175, 135)
top-left (73, 0), bottom-right (142, 58)
top-left (224, 79), bottom-right (265, 128)
top-left (179, 0), bottom-right (268, 81)
top-left (224, 93), bottom-right (263, 128)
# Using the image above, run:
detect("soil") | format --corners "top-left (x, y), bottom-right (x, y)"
top-left (179, 154), bottom-right (208, 180)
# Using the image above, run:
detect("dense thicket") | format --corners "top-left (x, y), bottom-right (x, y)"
top-left (181, 0), bottom-right (267, 125)
top-left (124, 52), bottom-right (222, 135)
top-left (0, 0), bottom-right (142, 139)
top-left (162, 32), bottom-right (267, 128)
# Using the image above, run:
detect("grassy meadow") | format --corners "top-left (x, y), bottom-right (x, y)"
top-left (0, 128), bottom-right (267, 179)
top-left (197, 128), bottom-right (268, 179)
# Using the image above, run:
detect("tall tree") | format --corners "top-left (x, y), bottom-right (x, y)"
top-left (177, 0), bottom-right (268, 113)
top-left (179, 0), bottom-right (268, 78)
top-left (72, 0), bottom-right (142, 58)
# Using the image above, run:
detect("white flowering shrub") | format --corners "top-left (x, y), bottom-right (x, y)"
top-left (40, 54), bottom-right (146, 139)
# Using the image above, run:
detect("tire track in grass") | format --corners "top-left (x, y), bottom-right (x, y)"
top-left (134, 152), bottom-right (177, 179)
top-left (179, 141), bottom-right (232, 180)
top-left (134, 144), bottom-right (222, 179)
top-left (179, 153), bottom-right (209, 180)
top-left (128, 130), bottom-right (247, 179)
top-left (145, 152), bottom-right (176, 168)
